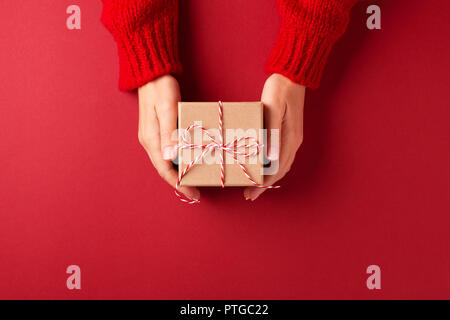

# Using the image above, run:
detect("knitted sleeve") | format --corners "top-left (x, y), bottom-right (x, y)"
top-left (101, 0), bottom-right (181, 91)
top-left (266, 0), bottom-right (358, 89)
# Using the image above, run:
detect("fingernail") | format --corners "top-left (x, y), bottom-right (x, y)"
top-left (163, 146), bottom-right (175, 160)
top-left (268, 146), bottom-right (279, 161)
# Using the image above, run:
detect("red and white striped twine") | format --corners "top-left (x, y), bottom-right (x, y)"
top-left (175, 101), bottom-right (279, 204)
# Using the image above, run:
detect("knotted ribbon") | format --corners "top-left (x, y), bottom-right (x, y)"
top-left (175, 101), bottom-right (279, 204)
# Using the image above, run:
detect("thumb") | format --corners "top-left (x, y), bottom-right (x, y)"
top-left (156, 102), bottom-right (178, 161)
top-left (262, 99), bottom-right (283, 161)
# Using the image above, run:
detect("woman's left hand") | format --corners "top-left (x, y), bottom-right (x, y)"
top-left (244, 73), bottom-right (306, 201)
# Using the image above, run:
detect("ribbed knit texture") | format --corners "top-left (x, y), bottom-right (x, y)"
top-left (266, 0), bottom-right (358, 89)
top-left (101, 0), bottom-right (181, 91)
top-left (101, 0), bottom-right (357, 91)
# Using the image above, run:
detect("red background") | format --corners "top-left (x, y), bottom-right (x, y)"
top-left (0, 0), bottom-right (449, 299)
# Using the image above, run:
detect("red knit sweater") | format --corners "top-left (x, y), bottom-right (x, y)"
top-left (101, 0), bottom-right (357, 91)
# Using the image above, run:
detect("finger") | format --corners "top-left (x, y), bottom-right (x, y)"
top-left (139, 103), bottom-right (200, 201)
top-left (149, 153), bottom-right (201, 201)
top-left (244, 120), bottom-right (300, 201)
top-left (262, 94), bottom-right (284, 162)
top-left (156, 101), bottom-right (178, 161)
top-left (144, 136), bottom-right (201, 202)
top-left (243, 152), bottom-right (294, 201)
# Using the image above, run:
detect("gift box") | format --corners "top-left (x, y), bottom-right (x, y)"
top-left (178, 102), bottom-right (264, 187)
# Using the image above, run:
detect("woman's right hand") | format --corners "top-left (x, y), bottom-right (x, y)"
top-left (138, 75), bottom-right (200, 202)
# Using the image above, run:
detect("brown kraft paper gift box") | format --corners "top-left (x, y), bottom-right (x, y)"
top-left (178, 102), bottom-right (264, 187)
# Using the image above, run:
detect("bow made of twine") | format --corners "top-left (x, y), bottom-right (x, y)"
top-left (175, 101), bottom-right (279, 204)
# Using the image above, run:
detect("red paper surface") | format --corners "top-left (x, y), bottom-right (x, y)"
top-left (0, 0), bottom-right (449, 299)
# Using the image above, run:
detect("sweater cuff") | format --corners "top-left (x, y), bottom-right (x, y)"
top-left (117, 16), bottom-right (181, 91)
top-left (102, 1), bottom-right (182, 91)
top-left (265, 1), bottom-right (352, 89)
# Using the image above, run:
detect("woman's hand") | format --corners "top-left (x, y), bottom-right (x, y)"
top-left (244, 73), bottom-right (306, 201)
top-left (138, 75), bottom-right (200, 202)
